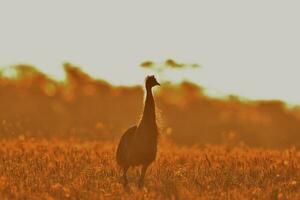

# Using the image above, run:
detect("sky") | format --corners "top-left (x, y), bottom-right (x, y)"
top-left (0, 0), bottom-right (299, 104)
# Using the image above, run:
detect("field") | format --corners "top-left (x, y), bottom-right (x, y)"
top-left (0, 65), bottom-right (300, 199)
top-left (0, 139), bottom-right (299, 200)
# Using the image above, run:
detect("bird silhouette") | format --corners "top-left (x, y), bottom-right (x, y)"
top-left (116, 75), bottom-right (160, 187)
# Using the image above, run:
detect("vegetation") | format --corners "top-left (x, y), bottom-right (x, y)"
top-left (0, 64), bottom-right (299, 199)
top-left (0, 139), bottom-right (298, 199)
top-left (0, 64), bottom-right (300, 148)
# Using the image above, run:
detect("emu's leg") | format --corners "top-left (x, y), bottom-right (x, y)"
top-left (122, 166), bottom-right (129, 187)
top-left (138, 165), bottom-right (148, 187)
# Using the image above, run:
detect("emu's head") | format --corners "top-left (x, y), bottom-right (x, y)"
top-left (145, 75), bottom-right (160, 89)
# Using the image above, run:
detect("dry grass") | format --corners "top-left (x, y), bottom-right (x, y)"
top-left (0, 139), bottom-right (299, 200)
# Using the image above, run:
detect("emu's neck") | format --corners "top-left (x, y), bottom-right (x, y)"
top-left (140, 87), bottom-right (156, 125)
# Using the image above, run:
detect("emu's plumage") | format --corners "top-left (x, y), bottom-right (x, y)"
top-left (116, 75), bottom-right (160, 187)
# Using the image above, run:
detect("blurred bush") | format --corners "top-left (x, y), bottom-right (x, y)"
top-left (0, 63), bottom-right (299, 148)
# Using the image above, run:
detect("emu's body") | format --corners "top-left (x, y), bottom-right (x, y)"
top-left (116, 76), bottom-right (159, 187)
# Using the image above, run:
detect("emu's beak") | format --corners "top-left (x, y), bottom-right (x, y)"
top-left (156, 82), bottom-right (160, 86)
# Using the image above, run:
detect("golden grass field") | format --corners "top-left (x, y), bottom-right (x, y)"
top-left (0, 138), bottom-right (298, 200)
top-left (0, 65), bottom-right (300, 199)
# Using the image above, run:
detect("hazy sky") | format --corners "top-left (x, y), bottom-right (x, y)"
top-left (0, 1), bottom-right (299, 104)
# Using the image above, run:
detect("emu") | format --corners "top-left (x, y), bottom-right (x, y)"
top-left (116, 75), bottom-right (160, 187)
